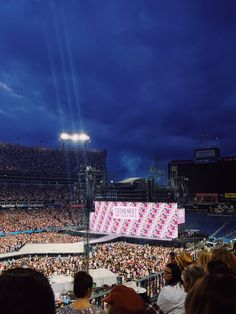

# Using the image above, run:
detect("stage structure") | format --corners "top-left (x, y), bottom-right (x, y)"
top-left (60, 131), bottom-right (93, 272)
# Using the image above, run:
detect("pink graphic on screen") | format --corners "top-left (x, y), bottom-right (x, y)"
top-left (178, 208), bottom-right (185, 224)
top-left (90, 202), bottom-right (178, 239)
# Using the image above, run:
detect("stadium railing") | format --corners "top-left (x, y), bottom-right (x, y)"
top-left (89, 271), bottom-right (164, 308)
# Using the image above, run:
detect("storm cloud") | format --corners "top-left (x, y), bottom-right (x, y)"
top-left (0, 0), bottom-right (236, 179)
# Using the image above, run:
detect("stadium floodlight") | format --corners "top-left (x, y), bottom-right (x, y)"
top-left (60, 132), bottom-right (70, 141)
top-left (78, 133), bottom-right (90, 142)
top-left (71, 133), bottom-right (80, 142)
top-left (59, 132), bottom-right (90, 143)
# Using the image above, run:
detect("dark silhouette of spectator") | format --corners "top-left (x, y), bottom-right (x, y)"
top-left (232, 241), bottom-right (236, 262)
top-left (185, 273), bottom-right (236, 314)
top-left (0, 267), bottom-right (55, 314)
top-left (207, 260), bottom-right (230, 274)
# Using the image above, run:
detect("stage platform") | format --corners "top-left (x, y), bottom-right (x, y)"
top-left (0, 234), bottom-right (121, 260)
top-left (0, 241), bottom-right (84, 260)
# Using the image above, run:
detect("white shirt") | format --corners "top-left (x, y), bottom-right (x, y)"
top-left (157, 283), bottom-right (186, 314)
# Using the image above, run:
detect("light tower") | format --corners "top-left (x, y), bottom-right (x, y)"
top-left (59, 131), bottom-right (92, 272)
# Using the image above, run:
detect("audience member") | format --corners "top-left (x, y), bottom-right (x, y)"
top-left (182, 265), bottom-right (204, 292)
top-left (103, 285), bottom-right (145, 314)
top-left (124, 281), bottom-right (163, 314)
top-left (207, 260), bottom-right (230, 274)
top-left (157, 263), bottom-right (186, 314)
top-left (167, 252), bottom-right (178, 265)
top-left (211, 247), bottom-right (236, 274)
top-left (233, 241), bottom-right (236, 255)
top-left (185, 273), bottom-right (236, 314)
top-left (0, 267), bottom-right (55, 314)
top-left (197, 250), bottom-right (211, 272)
top-left (176, 252), bottom-right (193, 271)
top-left (57, 271), bottom-right (104, 313)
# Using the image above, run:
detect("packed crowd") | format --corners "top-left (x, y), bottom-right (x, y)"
top-left (1, 236), bottom-right (235, 281)
top-left (0, 143), bottom-right (106, 174)
top-left (0, 243), bottom-right (236, 314)
top-left (90, 242), bottom-right (177, 281)
top-left (0, 242), bottom-right (177, 279)
top-left (0, 232), bottom-right (84, 254)
top-left (0, 207), bottom-right (83, 233)
top-left (0, 184), bottom-right (73, 203)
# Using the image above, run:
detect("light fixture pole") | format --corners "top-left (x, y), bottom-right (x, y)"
top-left (60, 131), bottom-right (91, 272)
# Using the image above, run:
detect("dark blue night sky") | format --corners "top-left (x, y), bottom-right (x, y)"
top-left (0, 0), bottom-right (236, 180)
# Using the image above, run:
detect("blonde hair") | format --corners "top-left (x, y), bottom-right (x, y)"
top-left (211, 248), bottom-right (236, 274)
top-left (197, 250), bottom-right (211, 272)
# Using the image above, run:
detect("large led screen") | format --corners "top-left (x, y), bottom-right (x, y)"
top-left (178, 208), bottom-right (185, 224)
top-left (90, 201), bottom-right (178, 239)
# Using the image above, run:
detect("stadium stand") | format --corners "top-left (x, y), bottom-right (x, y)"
top-left (184, 211), bottom-right (236, 241)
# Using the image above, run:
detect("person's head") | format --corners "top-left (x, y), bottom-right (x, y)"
top-left (73, 271), bottom-right (93, 299)
top-left (170, 252), bottom-right (175, 258)
top-left (0, 267), bottom-right (55, 314)
top-left (211, 248), bottom-right (236, 274)
top-left (207, 260), bottom-right (230, 275)
top-left (233, 241), bottom-right (236, 254)
top-left (185, 273), bottom-right (236, 314)
top-left (197, 250), bottom-right (211, 272)
top-left (164, 263), bottom-right (183, 286)
top-left (182, 265), bottom-right (205, 292)
top-left (168, 252), bottom-right (178, 264)
top-left (103, 285), bottom-right (145, 314)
